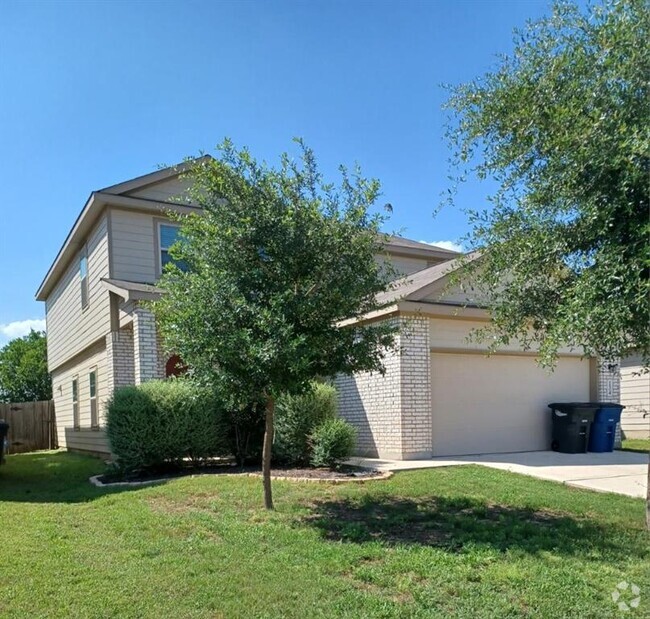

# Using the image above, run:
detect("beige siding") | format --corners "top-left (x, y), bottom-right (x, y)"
top-left (46, 214), bottom-right (111, 371)
top-left (428, 318), bottom-right (582, 356)
top-left (620, 353), bottom-right (650, 438)
top-left (419, 276), bottom-right (490, 306)
top-left (110, 208), bottom-right (161, 282)
top-left (126, 176), bottom-right (192, 203)
top-left (376, 254), bottom-right (438, 279)
top-left (51, 341), bottom-right (111, 454)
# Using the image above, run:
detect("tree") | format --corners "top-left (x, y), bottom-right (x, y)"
top-left (0, 330), bottom-right (51, 402)
top-left (153, 140), bottom-right (397, 509)
top-left (445, 0), bottom-right (649, 524)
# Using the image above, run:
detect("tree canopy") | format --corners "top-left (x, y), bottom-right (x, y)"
top-left (0, 330), bottom-right (51, 402)
top-left (152, 140), bottom-right (397, 507)
top-left (445, 0), bottom-right (649, 367)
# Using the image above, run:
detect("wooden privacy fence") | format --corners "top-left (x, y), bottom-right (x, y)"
top-left (0, 400), bottom-right (57, 454)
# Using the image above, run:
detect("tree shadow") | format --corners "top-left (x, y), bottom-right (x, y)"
top-left (303, 495), bottom-right (645, 559)
top-left (0, 451), bottom-right (152, 504)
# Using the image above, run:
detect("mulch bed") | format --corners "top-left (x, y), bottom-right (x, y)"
top-left (91, 463), bottom-right (389, 487)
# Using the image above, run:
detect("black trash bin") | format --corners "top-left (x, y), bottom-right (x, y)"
top-left (548, 403), bottom-right (599, 453)
top-left (0, 420), bottom-right (9, 465)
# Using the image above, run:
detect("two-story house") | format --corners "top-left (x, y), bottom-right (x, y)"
top-left (35, 159), bottom-right (462, 456)
top-left (38, 160), bottom-right (619, 460)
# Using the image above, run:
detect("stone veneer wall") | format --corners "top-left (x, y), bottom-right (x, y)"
top-left (335, 315), bottom-right (432, 460)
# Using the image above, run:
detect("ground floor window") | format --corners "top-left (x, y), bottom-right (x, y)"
top-left (72, 377), bottom-right (79, 430)
top-left (89, 368), bottom-right (98, 429)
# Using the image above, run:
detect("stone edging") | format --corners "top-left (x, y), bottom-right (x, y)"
top-left (90, 469), bottom-right (393, 488)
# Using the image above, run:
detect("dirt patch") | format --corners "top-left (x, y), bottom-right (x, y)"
top-left (147, 493), bottom-right (215, 515)
top-left (250, 465), bottom-right (389, 482)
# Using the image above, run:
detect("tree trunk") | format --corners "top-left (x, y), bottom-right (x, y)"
top-left (262, 395), bottom-right (275, 510)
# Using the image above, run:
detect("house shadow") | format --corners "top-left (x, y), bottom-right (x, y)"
top-left (336, 378), bottom-right (380, 458)
top-left (303, 494), bottom-right (644, 559)
top-left (0, 451), bottom-right (158, 504)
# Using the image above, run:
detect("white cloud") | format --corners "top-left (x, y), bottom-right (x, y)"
top-left (0, 319), bottom-right (46, 342)
top-left (420, 240), bottom-right (464, 253)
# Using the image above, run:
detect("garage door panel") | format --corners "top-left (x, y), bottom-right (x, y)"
top-left (431, 353), bottom-right (589, 457)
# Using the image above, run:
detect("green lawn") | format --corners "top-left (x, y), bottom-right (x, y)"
top-left (0, 451), bottom-right (648, 618)
top-left (621, 438), bottom-right (650, 453)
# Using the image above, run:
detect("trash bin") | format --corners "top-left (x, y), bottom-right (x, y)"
top-left (0, 420), bottom-right (9, 465)
top-left (588, 404), bottom-right (625, 453)
top-left (548, 403), bottom-right (599, 453)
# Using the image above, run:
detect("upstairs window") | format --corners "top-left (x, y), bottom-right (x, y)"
top-left (79, 249), bottom-right (89, 309)
top-left (159, 223), bottom-right (189, 273)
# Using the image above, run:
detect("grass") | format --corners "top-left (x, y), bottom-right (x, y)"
top-left (0, 451), bottom-right (648, 619)
top-left (621, 438), bottom-right (650, 453)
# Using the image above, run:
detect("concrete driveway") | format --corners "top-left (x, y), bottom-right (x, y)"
top-left (350, 450), bottom-right (648, 498)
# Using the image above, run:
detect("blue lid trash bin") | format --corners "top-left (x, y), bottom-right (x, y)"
top-left (0, 420), bottom-right (9, 465)
top-left (548, 403), bottom-right (599, 453)
top-left (588, 404), bottom-right (625, 453)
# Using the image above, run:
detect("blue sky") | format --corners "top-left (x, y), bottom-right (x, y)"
top-left (0, 0), bottom-right (559, 344)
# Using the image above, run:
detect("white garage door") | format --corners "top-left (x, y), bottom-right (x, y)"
top-left (431, 353), bottom-right (590, 457)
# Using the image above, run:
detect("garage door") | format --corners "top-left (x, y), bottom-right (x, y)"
top-left (431, 353), bottom-right (590, 456)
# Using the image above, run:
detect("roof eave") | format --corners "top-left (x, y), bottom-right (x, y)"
top-left (101, 278), bottom-right (163, 302)
top-left (35, 191), bottom-right (103, 301)
top-left (382, 243), bottom-right (460, 261)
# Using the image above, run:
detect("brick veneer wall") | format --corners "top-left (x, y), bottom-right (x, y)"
top-left (133, 305), bottom-right (164, 384)
top-left (105, 325), bottom-right (135, 397)
top-left (335, 315), bottom-right (432, 460)
top-left (597, 358), bottom-right (623, 447)
top-left (399, 317), bottom-right (433, 459)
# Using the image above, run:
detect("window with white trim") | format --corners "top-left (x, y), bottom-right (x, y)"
top-left (72, 377), bottom-right (79, 430)
top-left (159, 223), bottom-right (188, 273)
top-left (89, 368), bottom-right (98, 429)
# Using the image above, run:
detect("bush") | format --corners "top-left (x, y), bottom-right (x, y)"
top-left (309, 417), bottom-right (356, 468)
top-left (273, 382), bottom-right (337, 465)
top-left (106, 379), bottom-right (230, 473)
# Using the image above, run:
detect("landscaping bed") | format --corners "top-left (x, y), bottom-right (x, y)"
top-left (92, 462), bottom-right (385, 487)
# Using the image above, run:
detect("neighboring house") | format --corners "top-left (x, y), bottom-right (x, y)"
top-left (35, 160), bottom-right (459, 456)
top-left (620, 352), bottom-right (650, 439)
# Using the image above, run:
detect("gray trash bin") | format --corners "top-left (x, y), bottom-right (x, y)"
top-left (0, 420), bottom-right (9, 464)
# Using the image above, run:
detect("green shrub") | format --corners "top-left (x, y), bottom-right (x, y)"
top-left (106, 379), bottom-right (230, 473)
top-left (309, 417), bottom-right (356, 468)
top-left (274, 382), bottom-right (337, 465)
